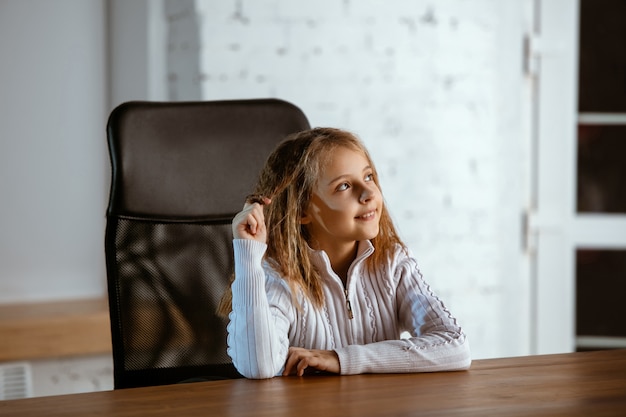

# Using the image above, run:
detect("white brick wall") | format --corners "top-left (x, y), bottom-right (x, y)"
top-left (167, 0), bottom-right (532, 359)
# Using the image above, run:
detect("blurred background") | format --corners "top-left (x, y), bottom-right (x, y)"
top-left (1, 0), bottom-right (625, 398)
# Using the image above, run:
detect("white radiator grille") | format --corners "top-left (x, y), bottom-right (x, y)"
top-left (0, 362), bottom-right (32, 400)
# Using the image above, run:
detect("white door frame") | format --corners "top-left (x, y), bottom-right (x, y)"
top-left (529, 0), bottom-right (579, 354)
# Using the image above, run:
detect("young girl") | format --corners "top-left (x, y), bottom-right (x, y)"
top-left (220, 127), bottom-right (470, 379)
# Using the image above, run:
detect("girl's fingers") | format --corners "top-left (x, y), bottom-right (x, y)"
top-left (282, 349), bottom-right (299, 376)
top-left (245, 213), bottom-right (257, 235)
top-left (233, 200), bottom-right (270, 241)
top-left (282, 347), bottom-right (340, 376)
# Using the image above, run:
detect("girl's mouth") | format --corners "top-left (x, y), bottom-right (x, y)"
top-left (356, 210), bottom-right (376, 220)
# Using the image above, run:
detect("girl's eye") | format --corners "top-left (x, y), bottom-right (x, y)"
top-left (365, 173), bottom-right (374, 182)
top-left (336, 182), bottom-right (350, 191)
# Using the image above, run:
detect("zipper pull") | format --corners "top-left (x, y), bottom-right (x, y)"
top-left (344, 289), bottom-right (354, 319)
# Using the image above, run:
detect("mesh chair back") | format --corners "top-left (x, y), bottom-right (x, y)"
top-left (105, 99), bottom-right (310, 388)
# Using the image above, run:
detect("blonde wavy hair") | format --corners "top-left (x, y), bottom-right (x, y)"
top-left (218, 127), bottom-right (405, 316)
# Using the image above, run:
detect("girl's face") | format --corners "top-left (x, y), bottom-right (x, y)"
top-left (301, 146), bottom-right (382, 253)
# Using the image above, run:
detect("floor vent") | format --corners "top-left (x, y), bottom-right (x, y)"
top-left (0, 362), bottom-right (32, 400)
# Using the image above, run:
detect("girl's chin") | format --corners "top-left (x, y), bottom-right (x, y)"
top-left (361, 228), bottom-right (380, 241)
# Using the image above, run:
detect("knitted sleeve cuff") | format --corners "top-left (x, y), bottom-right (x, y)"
top-left (232, 239), bottom-right (268, 306)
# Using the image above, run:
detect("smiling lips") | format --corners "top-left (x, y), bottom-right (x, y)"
top-left (356, 210), bottom-right (376, 220)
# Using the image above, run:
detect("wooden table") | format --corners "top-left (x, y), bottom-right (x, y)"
top-left (2, 349), bottom-right (625, 416)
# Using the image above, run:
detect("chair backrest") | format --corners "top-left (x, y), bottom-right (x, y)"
top-left (105, 99), bottom-right (310, 389)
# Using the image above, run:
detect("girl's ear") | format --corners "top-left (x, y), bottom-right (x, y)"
top-left (300, 211), bottom-right (312, 225)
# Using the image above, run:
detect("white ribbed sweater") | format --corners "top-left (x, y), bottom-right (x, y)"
top-left (227, 239), bottom-right (471, 379)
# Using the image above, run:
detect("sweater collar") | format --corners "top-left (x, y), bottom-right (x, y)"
top-left (307, 240), bottom-right (375, 276)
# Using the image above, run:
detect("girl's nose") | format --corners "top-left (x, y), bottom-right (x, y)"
top-left (359, 188), bottom-right (373, 203)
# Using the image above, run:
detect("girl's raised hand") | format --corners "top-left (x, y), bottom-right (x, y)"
top-left (232, 195), bottom-right (271, 243)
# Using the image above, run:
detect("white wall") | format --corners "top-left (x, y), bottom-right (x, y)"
top-left (108, 0), bottom-right (168, 106)
top-left (0, 0), bottom-right (113, 398)
top-left (180, 0), bottom-right (532, 359)
top-left (0, 0), bottom-right (108, 303)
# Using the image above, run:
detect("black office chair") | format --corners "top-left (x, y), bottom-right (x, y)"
top-left (105, 99), bottom-right (310, 389)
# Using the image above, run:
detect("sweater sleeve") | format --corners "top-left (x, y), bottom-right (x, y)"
top-left (226, 239), bottom-right (292, 379)
top-left (335, 254), bottom-right (471, 374)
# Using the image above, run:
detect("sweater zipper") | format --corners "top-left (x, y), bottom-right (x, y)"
top-left (344, 289), bottom-right (354, 320)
